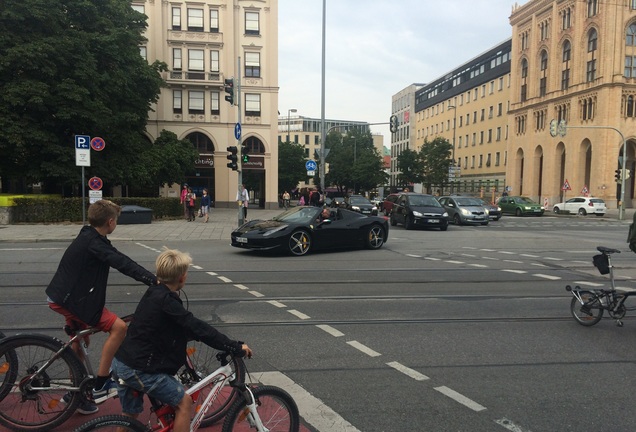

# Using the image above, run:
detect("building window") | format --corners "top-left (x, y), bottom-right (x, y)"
top-left (626, 56), bottom-right (636, 78)
top-left (626, 95), bottom-right (636, 117)
top-left (587, 0), bottom-right (598, 17)
top-left (632, 0), bottom-right (636, 9)
top-left (245, 11), bottom-right (259, 35)
top-left (587, 29), bottom-right (597, 82)
top-left (131, 4), bottom-right (144, 14)
top-left (488, 129), bottom-right (492, 143)
top-left (210, 50), bottom-right (219, 73)
top-left (480, 109), bottom-right (485, 121)
top-left (562, 7), bottom-right (571, 30)
top-left (245, 52), bottom-right (260, 77)
top-left (520, 58), bottom-right (528, 102)
top-left (539, 50), bottom-right (548, 97)
top-left (497, 103), bottom-right (503, 116)
top-left (587, 59), bottom-right (597, 82)
top-left (173, 90), bottom-right (182, 114)
top-left (540, 21), bottom-right (549, 41)
top-left (210, 9), bottom-right (219, 33)
top-left (187, 8), bottom-right (204, 32)
top-left (245, 93), bottom-right (261, 116)
top-left (588, 29), bottom-right (598, 52)
top-left (562, 69), bottom-right (570, 90)
top-left (188, 49), bottom-right (204, 79)
top-left (627, 23), bottom-right (636, 46)
top-left (139, 46), bottom-right (147, 61)
top-left (172, 7), bottom-right (181, 30)
top-left (188, 91), bottom-right (204, 114)
top-left (582, 97), bottom-right (594, 120)
top-left (496, 127), bottom-right (501, 141)
top-left (210, 91), bottom-right (219, 115)
top-left (557, 104), bottom-right (568, 122)
top-left (173, 48), bottom-right (182, 70)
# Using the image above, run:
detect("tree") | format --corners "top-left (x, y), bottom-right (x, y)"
top-left (396, 149), bottom-right (423, 186)
top-left (419, 137), bottom-right (452, 193)
top-left (0, 0), bottom-right (166, 194)
top-left (278, 141), bottom-right (307, 194)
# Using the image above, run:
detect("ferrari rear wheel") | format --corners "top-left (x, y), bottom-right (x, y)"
top-left (365, 225), bottom-right (385, 249)
top-left (288, 230), bottom-right (311, 256)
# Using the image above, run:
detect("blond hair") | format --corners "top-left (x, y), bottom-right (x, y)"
top-left (156, 248), bottom-right (192, 284)
top-left (88, 200), bottom-right (121, 227)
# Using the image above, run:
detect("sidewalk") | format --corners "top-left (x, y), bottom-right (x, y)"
top-left (0, 208), bottom-right (282, 243)
top-left (0, 207), bottom-right (633, 243)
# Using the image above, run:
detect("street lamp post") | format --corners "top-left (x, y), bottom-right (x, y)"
top-left (448, 105), bottom-right (457, 193)
top-left (287, 108), bottom-right (297, 142)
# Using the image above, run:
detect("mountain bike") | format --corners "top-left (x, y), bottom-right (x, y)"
top-left (0, 315), bottom-right (243, 431)
top-left (567, 246), bottom-right (636, 327)
top-left (72, 351), bottom-right (300, 432)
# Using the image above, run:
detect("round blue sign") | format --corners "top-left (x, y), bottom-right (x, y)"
top-left (305, 160), bottom-right (317, 171)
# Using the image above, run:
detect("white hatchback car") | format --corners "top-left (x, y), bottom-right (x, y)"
top-left (552, 197), bottom-right (606, 216)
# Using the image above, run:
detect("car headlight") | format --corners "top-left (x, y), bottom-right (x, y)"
top-left (524, 206), bottom-right (531, 210)
top-left (497, 206), bottom-right (501, 211)
top-left (541, 206), bottom-right (545, 210)
top-left (352, 206), bottom-right (360, 211)
top-left (372, 206), bottom-right (377, 211)
top-left (263, 224), bottom-right (288, 236)
top-left (442, 212), bottom-right (449, 217)
top-left (484, 209), bottom-right (489, 215)
top-left (461, 208), bottom-right (470, 215)
top-left (412, 211), bottom-right (423, 217)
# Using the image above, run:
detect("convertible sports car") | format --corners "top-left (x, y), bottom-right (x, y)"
top-left (230, 206), bottom-right (389, 256)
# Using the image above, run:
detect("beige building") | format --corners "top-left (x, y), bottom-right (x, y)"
top-left (132, 0), bottom-right (279, 208)
top-left (390, 84), bottom-right (425, 189)
top-left (509, 0), bottom-right (636, 209)
top-left (413, 40), bottom-right (512, 197)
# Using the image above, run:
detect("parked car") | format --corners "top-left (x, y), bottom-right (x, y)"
top-left (381, 193), bottom-right (400, 216)
top-left (498, 196), bottom-right (544, 216)
top-left (552, 197), bottom-right (606, 216)
top-left (478, 198), bottom-right (502, 221)
top-left (438, 196), bottom-right (489, 225)
top-left (330, 197), bottom-right (346, 208)
top-left (345, 195), bottom-right (378, 216)
top-left (390, 193), bottom-right (449, 230)
top-left (231, 206), bottom-right (388, 256)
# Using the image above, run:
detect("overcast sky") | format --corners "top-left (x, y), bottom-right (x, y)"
top-left (278, 0), bottom-right (529, 146)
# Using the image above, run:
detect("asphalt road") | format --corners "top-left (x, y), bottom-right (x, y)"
top-left (2, 215), bottom-right (636, 431)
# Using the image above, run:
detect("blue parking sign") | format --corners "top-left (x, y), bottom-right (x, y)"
top-left (75, 135), bottom-right (90, 149)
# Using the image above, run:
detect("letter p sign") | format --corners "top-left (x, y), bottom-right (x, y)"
top-left (75, 135), bottom-right (90, 149)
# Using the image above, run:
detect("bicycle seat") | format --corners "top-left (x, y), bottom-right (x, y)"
top-left (597, 246), bottom-right (621, 254)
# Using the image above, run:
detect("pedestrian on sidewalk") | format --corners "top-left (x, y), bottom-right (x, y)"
top-left (180, 184), bottom-right (188, 220)
top-left (236, 184), bottom-right (249, 220)
top-left (282, 190), bottom-right (290, 209)
top-left (200, 188), bottom-right (211, 223)
top-left (186, 187), bottom-right (196, 222)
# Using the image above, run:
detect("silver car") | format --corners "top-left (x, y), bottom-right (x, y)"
top-left (438, 196), bottom-right (489, 225)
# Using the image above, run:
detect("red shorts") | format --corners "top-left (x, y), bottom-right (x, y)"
top-left (48, 302), bottom-right (118, 333)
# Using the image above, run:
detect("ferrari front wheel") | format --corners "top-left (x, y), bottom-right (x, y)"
top-left (288, 230), bottom-right (311, 256)
top-left (366, 224), bottom-right (385, 249)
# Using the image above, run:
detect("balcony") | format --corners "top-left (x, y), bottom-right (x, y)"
top-left (167, 71), bottom-right (222, 84)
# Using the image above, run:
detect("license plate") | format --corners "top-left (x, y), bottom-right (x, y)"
top-left (236, 237), bottom-right (247, 244)
top-left (362, 210), bottom-right (370, 214)
top-left (428, 219), bottom-right (439, 223)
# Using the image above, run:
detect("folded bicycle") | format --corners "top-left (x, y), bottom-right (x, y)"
top-left (0, 315), bottom-right (241, 431)
top-left (72, 351), bottom-right (300, 432)
top-left (567, 246), bottom-right (636, 327)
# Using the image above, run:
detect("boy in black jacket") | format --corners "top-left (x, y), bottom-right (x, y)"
top-left (46, 200), bottom-right (157, 412)
top-left (112, 248), bottom-right (252, 432)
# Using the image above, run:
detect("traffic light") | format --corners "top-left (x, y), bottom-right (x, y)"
top-left (241, 143), bottom-right (250, 163)
top-left (615, 169), bottom-right (622, 183)
top-left (389, 115), bottom-right (398, 133)
top-left (224, 78), bottom-right (234, 105)
top-left (227, 146), bottom-right (238, 170)
top-left (626, 169), bottom-right (633, 180)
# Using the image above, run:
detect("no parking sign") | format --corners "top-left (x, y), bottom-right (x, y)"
top-left (88, 177), bottom-right (103, 191)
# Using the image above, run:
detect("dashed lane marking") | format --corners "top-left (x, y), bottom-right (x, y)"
top-left (248, 290), bottom-right (264, 298)
top-left (503, 260), bottom-right (524, 264)
top-left (446, 260), bottom-right (465, 264)
top-left (501, 269), bottom-right (527, 274)
top-left (191, 265), bottom-right (203, 270)
top-left (520, 254), bottom-right (539, 258)
top-left (406, 254), bottom-right (422, 258)
top-left (498, 251), bottom-right (516, 255)
top-left (206, 271), bottom-right (218, 276)
top-left (218, 276), bottom-right (232, 283)
top-left (267, 300), bottom-right (286, 308)
top-left (573, 281), bottom-right (604, 287)
top-left (316, 324), bottom-right (345, 337)
top-left (347, 341), bottom-right (381, 357)
top-left (470, 264), bottom-right (489, 268)
top-left (425, 257), bottom-right (441, 261)
top-left (533, 273), bottom-right (561, 280)
top-left (288, 309), bottom-right (310, 319)
top-left (386, 361), bottom-right (430, 381)
top-left (434, 386), bottom-right (487, 412)
top-left (234, 284), bottom-right (249, 290)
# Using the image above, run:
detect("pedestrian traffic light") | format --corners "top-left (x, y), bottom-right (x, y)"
top-left (626, 169), bottom-right (632, 180)
top-left (241, 143), bottom-right (250, 163)
top-left (227, 146), bottom-right (238, 170)
top-left (389, 115), bottom-right (398, 133)
top-left (615, 169), bottom-right (622, 183)
top-left (224, 78), bottom-right (234, 105)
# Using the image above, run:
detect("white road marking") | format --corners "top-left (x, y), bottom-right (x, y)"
top-left (480, 249), bottom-right (496, 252)
top-left (425, 257), bottom-right (441, 261)
top-left (483, 256), bottom-right (499, 261)
top-left (267, 300), bottom-right (286, 308)
top-left (520, 254), bottom-right (538, 258)
top-left (217, 276), bottom-right (232, 283)
top-left (253, 371), bottom-right (361, 432)
top-left (191, 265), bottom-right (203, 270)
top-left (446, 260), bottom-right (464, 264)
top-left (573, 281), bottom-right (604, 287)
top-left (386, 361), bottom-right (429, 381)
top-left (544, 257), bottom-right (563, 261)
top-left (470, 264), bottom-right (489, 268)
top-left (206, 271), bottom-right (218, 276)
top-left (503, 260), bottom-right (523, 264)
top-left (234, 284), bottom-right (249, 290)
top-left (316, 324), bottom-right (344, 337)
top-left (530, 263), bottom-right (547, 267)
top-left (347, 341), bottom-right (381, 357)
top-left (434, 386), bottom-right (487, 412)
top-left (495, 417), bottom-right (533, 432)
top-left (461, 253), bottom-right (477, 258)
top-left (406, 254), bottom-right (421, 258)
top-left (498, 251), bottom-right (516, 255)
top-left (501, 269), bottom-right (527, 274)
top-left (288, 309), bottom-right (310, 319)
top-left (533, 273), bottom-right (561, 280)
top-left (248, 291), bottom-right (264, 298)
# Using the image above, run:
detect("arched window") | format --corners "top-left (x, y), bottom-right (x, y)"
top-left (521, 59), bottom-right (528, 78)
top-left (627, 95), bottom-right (635, 118)
top-left (588, 29), bottom-right (598, 53)
top-left (587, 29), bottom-right (598, 82)
top-left (562, 41), bottom-right (571, 90)
top-left (539, 50), bottom-right (548, 97)
top-left (627, 23), bottom-right (636, 46)
top-left (520, 59), bottom-right (528, 102)
top-left (186, 132), bottom-right (214, 153)
top-left (562, 40), bottom-right (571, 62)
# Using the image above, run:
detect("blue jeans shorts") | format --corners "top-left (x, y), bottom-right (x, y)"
top-left (112, 357), bottom-right (186, 415)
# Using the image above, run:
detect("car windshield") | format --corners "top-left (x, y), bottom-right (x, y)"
top-left (590, 199), bottom-right (605, 204)
top-left (409, 196), bottom-right (442, 207)
top-left (272, 207), bottom-right (319, 223)
top-left (455, 198), bottom-right (483, 206)
top-left (515, 197), bottom-right (535, 204)
top-left (349, 197), bottom-right (370, 205)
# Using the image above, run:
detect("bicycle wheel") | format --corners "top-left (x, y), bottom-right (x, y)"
top-left (221, 385), bottom-right (300, 432)
top-left (0, 334), bottom-right (86, 432)
top-left (176, 341), bottom-right (245, 427)
top-left (0, 331), bottom-right (19, 401)
top-left (72, 414), bottom-right (149, 432)
top-left (570, 291), bottom-right (604, 326)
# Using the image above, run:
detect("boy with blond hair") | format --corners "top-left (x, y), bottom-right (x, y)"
top-left (112, 248), bottom-right (252, 432)
top-left (46, 199), bottom-right (157, 413)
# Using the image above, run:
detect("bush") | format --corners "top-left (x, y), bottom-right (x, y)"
top-left (11, 197), bottom-right (186, 223)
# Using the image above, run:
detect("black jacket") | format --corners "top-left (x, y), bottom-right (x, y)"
top-left (115, 284), bottom-right (243, 375)
top-left (46, 225), bottom-right (157, 326)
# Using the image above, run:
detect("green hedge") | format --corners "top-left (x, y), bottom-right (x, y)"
top-left (11, 197), bottom-right (188, 223)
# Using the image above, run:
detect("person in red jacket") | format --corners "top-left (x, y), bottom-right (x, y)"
top-left (46, 199), bottom-right (157, 413)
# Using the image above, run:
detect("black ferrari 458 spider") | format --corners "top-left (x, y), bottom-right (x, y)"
top-left (230, 206), bottom-right (389, 256)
